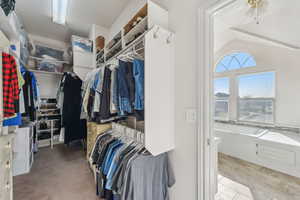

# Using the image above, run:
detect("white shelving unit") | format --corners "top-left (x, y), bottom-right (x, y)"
top-left (28, 69), bottom-right (63, 76)
top-left (95, 0), bottom-right (169, 69)
top-left (36, 99), bottom-right (62, 149)
top-left (13, 126), bottom-right (35, 176)
top-left (123, 16), bottom-right (148, 46)
top-left (91, 0), bottom-right (175, 156)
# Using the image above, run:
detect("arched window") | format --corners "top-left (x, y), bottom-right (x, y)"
top-left (214, 52), bottom-right (275, 124)
top-left (215, 52), bottom-right (256, 73)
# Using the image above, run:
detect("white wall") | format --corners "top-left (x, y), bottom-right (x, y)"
top-left (167, 1), bottom-right (202, 199)
top-left (89, 24), bottom-right (109, 68)
top-left (215, 39), bottom-right (300, 128)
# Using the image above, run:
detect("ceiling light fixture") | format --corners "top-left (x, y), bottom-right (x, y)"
top-left (246, 0), bottom-right (268, 24)
top-left (52, 0), bottom-right (69, 25)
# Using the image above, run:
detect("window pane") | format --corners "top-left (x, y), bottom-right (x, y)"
top-left (216, 63), bottom-right (227, 73)
top-left (238, 72), bottom-right (275, 123)
top-left (239, 99), bottom-right (274, 123)
top-left (215, 52), bottom-right (256, 72)
top-left (228, 56), bottom-right (240, 71)
top-left (214, 78), bottom-right (230, 120)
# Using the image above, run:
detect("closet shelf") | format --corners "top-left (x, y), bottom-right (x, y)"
top-left (30, 56), bottom-right (69, 64)
top-left (39, 108), bottom-right (59, 112)
top-left (124, 16), bottom-right (148, 41)
top-left (106, 40), bottom-right (122, 55)
top-left (28, 69), bottom-right (63, 75)
top-left (37, 128), bottom-right (59, 133)
top-left (38, 114), bottom-right (61, 117)
top-left (105, 31), bottom-right (146, 63)
top-left (96, 48), bottom-right (105, 56)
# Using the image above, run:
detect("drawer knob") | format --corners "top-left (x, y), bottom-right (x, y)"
top-left (6, 142), bottom-right (11, 149)
top-left (5, 182), bottom-right (10, 190)
top-left (6, 160), bottom-right (10, 169)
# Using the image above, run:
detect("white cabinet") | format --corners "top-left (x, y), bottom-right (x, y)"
top-left (73, 51), bottom-right (93, 68)
top-left (145, 25), bottom-right (175, 156)
top-left (0, 134), bottom-right (14, 200)
top-left (81, 1), bottom-right (175, 156)
top-left (72, 36), bottom-right (93, 80)
top-left (12, 126), bottom-right (34, 176)
top-left (255, 132), bottom-right (300, 178)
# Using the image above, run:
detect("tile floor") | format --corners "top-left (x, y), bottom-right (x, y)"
top-left (216, 175), bottom-right (254, 200)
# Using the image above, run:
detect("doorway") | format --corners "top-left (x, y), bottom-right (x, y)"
top-left (198, 0), bottom-right (300, 200)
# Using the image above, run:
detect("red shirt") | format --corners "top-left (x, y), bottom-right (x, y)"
top-left (2, 52), bottom-right (19, 118)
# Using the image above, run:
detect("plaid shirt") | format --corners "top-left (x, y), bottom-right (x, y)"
top-left (2, 52), bottom-right (19, 118)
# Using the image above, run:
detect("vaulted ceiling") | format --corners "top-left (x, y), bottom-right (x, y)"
top-left (15, 0), bottom-right (131, 42)
top-left (214, 0), bottom-right (300, 51)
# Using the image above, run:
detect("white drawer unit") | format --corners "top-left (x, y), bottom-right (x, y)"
top-left (0, 134), bottom-right (14, 200)
top-left (256, 143), bottom-right (296, 166)
top-left (13, 126), bottom-right (34, 176)
top-left (255, 131), bottom-right (300, 178)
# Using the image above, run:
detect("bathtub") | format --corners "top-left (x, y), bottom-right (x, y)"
top-left (214, 123), bottom-right (267, 137)
top-left (215, 122), bottom-right (300, 178)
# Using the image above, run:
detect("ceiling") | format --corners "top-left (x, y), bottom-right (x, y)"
top-left (15, 0), bottom-right (131, 42)
top-left (214, 0), bottom-right (300, 51)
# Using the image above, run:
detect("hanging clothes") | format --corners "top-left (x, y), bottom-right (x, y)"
top-left (90, 130), bottom-right (175, 200)
top-left (122, 153), bottom-right (175, 200)
top-left (133, 59), bottom-right (144, 110)
top-left (80, 58), bottom-right (144, 123)
top-left (118, 60), bottom-right (133, 115)
top-left (3, 113), bottom-right (22, 126)
top-left (110, 67), bottom-right (119, 114)
top-left (2, 52), bottom-right (27, 126)
top-left (132, 59), bottom-right (144, 121)
top-left (2, 52), bottom-right (19, 118)
top-left (97, 67), bottom-right (112, 121)
top-left (61, 72), bottom-right (87, 144)
top-left (21, 66), bottom-right (38, 121)
top-left (125, 61), bottom-right (135, 107)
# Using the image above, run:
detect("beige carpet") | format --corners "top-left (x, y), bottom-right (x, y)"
top-left (219, 153), bottom-right (300, 200)
top-left (14, 144), bottom-right (100, 200)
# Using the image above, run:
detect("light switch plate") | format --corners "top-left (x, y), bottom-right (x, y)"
top-left (186, 109), bottom-right (197, 123)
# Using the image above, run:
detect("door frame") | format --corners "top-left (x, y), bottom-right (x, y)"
top-left (197, 0), bottom-right (238, 200)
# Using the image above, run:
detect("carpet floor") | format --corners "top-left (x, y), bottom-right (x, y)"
top-left (219, 153), bottom-right (300, 200)
top-left (13, 144), bottom-right (101, 200)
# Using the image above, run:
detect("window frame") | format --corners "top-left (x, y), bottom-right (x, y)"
top-left (214, 52), bottom-right (276, 125)
top-left (236, 71), bottom-right (276, 125)
top-left (215, 52), bottom-right (256, 73)
top-left (214, 77), bottom-right (230, 121)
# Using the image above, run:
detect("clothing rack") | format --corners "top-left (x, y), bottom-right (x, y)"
top-left (112, 122), bottom-right (145, 145)
top-left (98, 31), bottom-right (146, 68)
top-left (90, 120), bottom-right (174, 200)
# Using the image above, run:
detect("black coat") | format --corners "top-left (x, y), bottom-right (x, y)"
top-left (62, 73), bottom-right (87, 144)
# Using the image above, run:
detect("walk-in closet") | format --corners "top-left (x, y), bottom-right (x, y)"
top-left (0, 0), bottom-right (176, 200)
